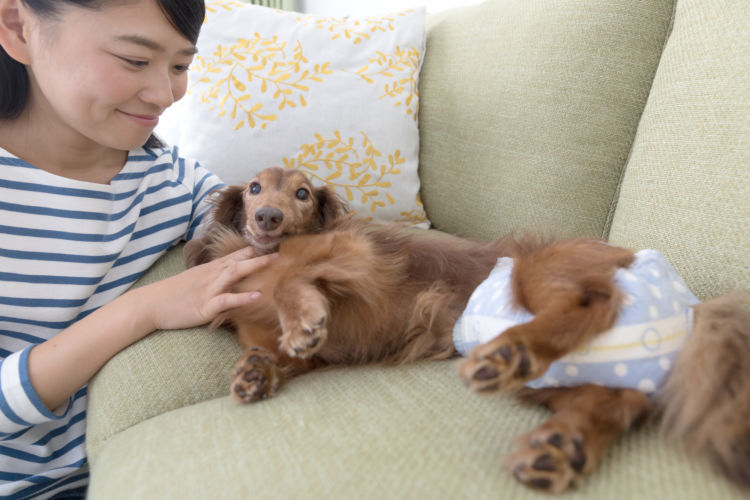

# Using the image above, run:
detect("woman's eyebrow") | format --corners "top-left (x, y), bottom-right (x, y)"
top-left (114, 34), bottom-right (198, 55)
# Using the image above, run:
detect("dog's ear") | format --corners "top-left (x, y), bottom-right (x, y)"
top-left (211, 184), bottom-right (246, 229)
top-left (314, 184), bottom-right (348, 228)
top-left (184, 237), bottom-right (210, 268)
top-left (185, 185), bottom-right (246, 268)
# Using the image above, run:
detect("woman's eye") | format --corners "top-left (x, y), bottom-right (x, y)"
top-left (119, 56), bottom-right (148, 69)
top-left (174, 64), bottom-right (190, 73)
top-left (249, 182), bottom-right (261, 194)
top-left (295, 188), bottom-right (310, 201)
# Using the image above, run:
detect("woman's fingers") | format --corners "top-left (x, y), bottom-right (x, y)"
top-left (234, 252), bottom-right (279, 278)
top-left (207, 291), bottom-right (262, 316)
top-left (221, 245), bottom-right (257, 262)
top-left (209, 252), bottom-right (277, 290)
top-left (207, 252), bottom-right (278, 309)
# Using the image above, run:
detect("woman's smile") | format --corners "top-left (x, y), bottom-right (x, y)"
top-left (118, 109), bottom-right (160, 127)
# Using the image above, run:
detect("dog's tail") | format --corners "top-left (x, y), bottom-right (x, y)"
top-left (658, 292), bottom-right (750, 487)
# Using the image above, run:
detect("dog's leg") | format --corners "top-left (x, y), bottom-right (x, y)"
top-left (458, 307), bottom-right (617, 392)
top-left (506, 385), bottom-right (650, 494)
top-left (230, 323), bottom-right (318, 403)
top-left (230, 346), bottom-right (317, 403)
top-left (459, 239), bottom-right (635, 392)
top-left (275, 279), bottom-right (330, 359)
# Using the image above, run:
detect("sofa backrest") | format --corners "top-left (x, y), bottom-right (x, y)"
top-left (418, 0), bottom-right (676, 240)
top-left (607, 0), bottom-right (750, 299)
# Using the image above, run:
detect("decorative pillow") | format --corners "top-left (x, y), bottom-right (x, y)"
top-left (157, 1), bottom-right (429, 226)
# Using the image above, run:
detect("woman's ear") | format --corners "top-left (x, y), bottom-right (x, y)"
top-left (0, 0), bottom-right (32, 65)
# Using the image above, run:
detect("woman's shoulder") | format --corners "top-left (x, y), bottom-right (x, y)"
top-left (127, 145), bottom-right (205, 177)
top-left (136, 145), bottom-right (191, 164)
top-left (129, 145), bottom-right (223, 193)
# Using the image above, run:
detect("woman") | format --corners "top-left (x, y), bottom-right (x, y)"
top-left (0, 1), bottom-right (270, 497)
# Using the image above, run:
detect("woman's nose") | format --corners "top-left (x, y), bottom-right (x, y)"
top-left (139, 70), bottom-right (179, 109)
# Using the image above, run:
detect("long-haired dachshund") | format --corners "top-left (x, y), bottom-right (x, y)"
top-left (185, 167), bottom-right (750, 494)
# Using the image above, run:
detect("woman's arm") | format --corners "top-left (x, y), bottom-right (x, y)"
top-left (27, 246), bottom-right (275, 412)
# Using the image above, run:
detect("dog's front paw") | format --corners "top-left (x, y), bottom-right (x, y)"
top-left (230, 348), bottom-right (280, 403)
top-left (277, 289), bottom-right (328, 358)
top-left (506, 422), bottom-right (588, 494)
top-left (279, 313), bottom-right (327, 359)
top-left (458, 336), bottom-right (543, 393)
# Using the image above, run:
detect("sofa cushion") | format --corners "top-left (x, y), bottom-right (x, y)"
top-left (87, 360), bottom-right (747, 499)
top-left (418, 0), bottom-right (675, 240)
top-left (87, 245), bottom-right (748, 499)
top-left (607, 0), bottom-right (750, 300)
top-left (85, 245), bottom-right (244, 459)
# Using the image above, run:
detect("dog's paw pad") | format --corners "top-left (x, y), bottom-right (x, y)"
top-left (458, 340), bottom-right (537, 393)
top-left (506, 425), bottom-right (588, 494)
top-left (280, 315), bottom-right (327, 359)
top-left (230, 349), bottom-right (280, 404)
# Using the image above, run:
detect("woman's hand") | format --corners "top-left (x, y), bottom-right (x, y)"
top-left (137, 246), bottom-right (277, 332)
top-left (28, 246), bottom-right (276, 412)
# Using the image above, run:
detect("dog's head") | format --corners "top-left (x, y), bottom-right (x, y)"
top-left (208, 167), bottom-right (348, 255)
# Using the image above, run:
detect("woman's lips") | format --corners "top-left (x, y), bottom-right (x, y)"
top-left (119, 110), bottom-right (159, 127)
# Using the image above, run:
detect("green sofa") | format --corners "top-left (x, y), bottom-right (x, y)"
top-left (86, 0), bottom-right (750, 498)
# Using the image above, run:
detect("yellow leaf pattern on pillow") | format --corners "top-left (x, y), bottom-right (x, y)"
top-left (205, 0), bottom-right (244, 15)
top-left (160, 2), bottom-right (428, 225)
top-left (282, 131), bottom-right (426, 223)
top-left (401, 195), bottom-right (428, 225)
top-left (351, 47), bottom-right (421, 119)
top-left (191, 35), bottom-right (333, 130)
top-left (295, 11), bottom-right (413, 45)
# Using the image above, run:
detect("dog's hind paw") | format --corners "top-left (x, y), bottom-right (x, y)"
top-left (506, 422), bottom-right (588, 494)
top-left (230, 348), bottom-right (281, 403)
top-left (458, 337), bottom-right (543, 393)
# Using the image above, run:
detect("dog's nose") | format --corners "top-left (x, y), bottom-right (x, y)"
top-left (255, 207), bottom-right (284, 231)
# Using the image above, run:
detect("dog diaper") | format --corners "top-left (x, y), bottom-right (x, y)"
top-left (453, 249), bottom-right (700, 395)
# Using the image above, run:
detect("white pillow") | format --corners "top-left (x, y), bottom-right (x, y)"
top-left (158, 2), bottom-right (429, 226)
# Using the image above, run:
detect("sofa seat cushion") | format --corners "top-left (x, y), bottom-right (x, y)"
top-left (87, 361), bottom-right (747, 499)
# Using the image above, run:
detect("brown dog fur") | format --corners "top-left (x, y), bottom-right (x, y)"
top-left (187, 167), bottom-right (750, 494)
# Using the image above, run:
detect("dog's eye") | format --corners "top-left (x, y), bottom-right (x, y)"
top-left (249, 182), bottom-right (261, 195)
top-left (295, 188), bottom-right (310, 201)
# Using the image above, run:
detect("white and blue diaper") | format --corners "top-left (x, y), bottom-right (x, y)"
top-left (453, 249), bottom-right (700, 395)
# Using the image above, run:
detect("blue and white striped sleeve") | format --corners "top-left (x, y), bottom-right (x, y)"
top-left (0, 347), bottom-right (70, 435)
top-left (186, 161), bottom-right (225, 241)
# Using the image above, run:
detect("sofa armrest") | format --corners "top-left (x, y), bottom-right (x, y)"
top-left (86, 245), bottom-right (243, 461)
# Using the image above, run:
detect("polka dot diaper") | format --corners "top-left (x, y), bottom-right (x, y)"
top-left (453, 249), bottom-right (700, 395)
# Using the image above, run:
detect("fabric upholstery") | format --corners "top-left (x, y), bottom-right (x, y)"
top-left (87, 360), bottom-right (747, 499)
top-left (418, 0), bottom-right (675, 240)
top-left (607, 0), bottom-right (750, 299)
top-left (86, 245), bottom-right (244, 459)
top-left (85, 0), bottom-right (750, 498)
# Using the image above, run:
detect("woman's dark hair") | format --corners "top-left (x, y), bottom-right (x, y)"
top-left (0, 0), bottom-right (205, 148)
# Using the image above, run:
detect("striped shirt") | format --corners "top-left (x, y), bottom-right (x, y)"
top-left (0, 146), bottom-right (223, 499)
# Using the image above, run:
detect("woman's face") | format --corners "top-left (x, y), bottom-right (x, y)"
top-left (23, 0), bottom-right (197, 151)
